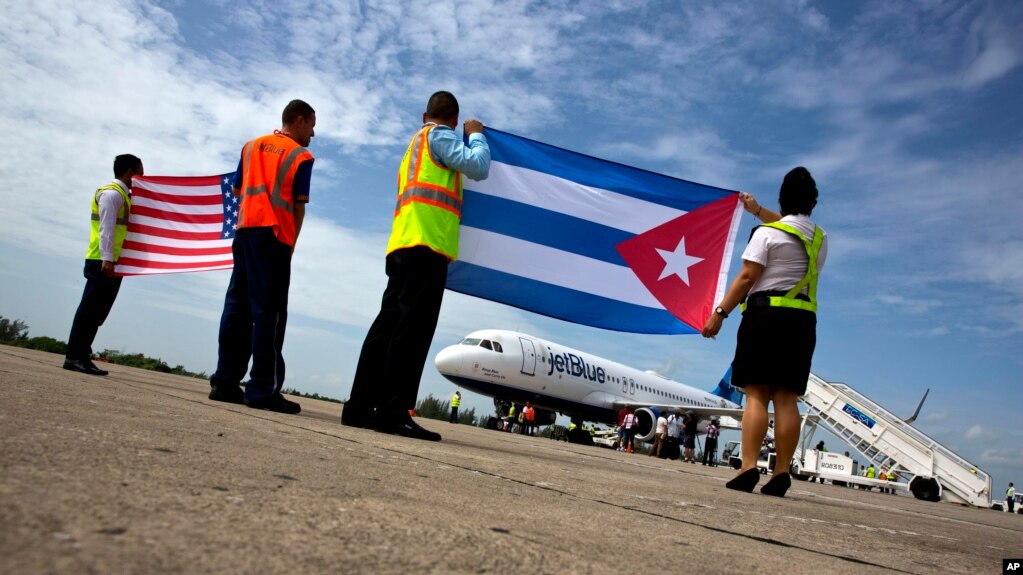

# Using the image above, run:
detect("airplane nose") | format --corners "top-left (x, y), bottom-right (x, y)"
top-left (434, 346), bottom-right (462, 374)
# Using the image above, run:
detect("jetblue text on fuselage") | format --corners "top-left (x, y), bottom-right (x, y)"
top-left (546, 347), bottom-right (606, 383)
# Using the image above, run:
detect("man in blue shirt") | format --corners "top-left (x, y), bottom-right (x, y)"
top-left (342, 91), bottom-right (490, 441)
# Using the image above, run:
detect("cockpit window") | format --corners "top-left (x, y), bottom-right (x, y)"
top-left (461, 338), bottom-right (482, 346)
top-left (492, 341), bottom-right (503, 353)
top-left (480, 340), bottom-right (493, 350)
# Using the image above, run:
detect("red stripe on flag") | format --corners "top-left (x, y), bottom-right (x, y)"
top-left (120, 240), bottom-right (233, 257)
top-left (127, 223), bottom-right (226, 241)
top-left (115, 257), bottom-right (235, 270)
top-left (131, 205), bottom-right (223, 224)
top-left (132, 188), bottom-right (224, 206)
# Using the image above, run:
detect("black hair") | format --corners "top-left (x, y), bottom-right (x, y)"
top-left (425, 91), bottom-right (459, 121)
top-left (778, 166), bottom-right (818, 216)
top-left (282, 99), bottom-right (315, 126)
top-left (113, 154), bottom-right (142, 178)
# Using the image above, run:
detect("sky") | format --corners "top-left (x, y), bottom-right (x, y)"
top-left (1, 0), bottom-right (1021, 501)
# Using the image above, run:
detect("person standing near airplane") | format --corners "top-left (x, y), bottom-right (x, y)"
top-left (622, 410), bottom-right (639, 453)
top-left (208, 100), bottom-right (316, 414)
top-left (64, 154), bottom-right (143, 376)
top-left (342, 91), bottom-right (490, 441)
top-left (449, 391), bottom-right (461, 423)
top-left (1007, 483), bottom-right (1015, 513)
top-left (683, 412), bottom-right (698, 463)
top-left (648, 413), bottom-right (668, 458)
top-left (703, 167), bottom-right (827, 498)
top-left (702, 418), bottom-right (720, 466)
top-left (666, 411), bottom-right (682, 460)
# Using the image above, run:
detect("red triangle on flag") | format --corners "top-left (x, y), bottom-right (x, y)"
top-left (615, 194), bottom-right (738, 330)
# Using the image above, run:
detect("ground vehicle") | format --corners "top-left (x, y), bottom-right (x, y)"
top-left (722, 440), bottom-right (776, 474)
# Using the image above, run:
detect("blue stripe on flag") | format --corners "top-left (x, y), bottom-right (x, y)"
top-left (483, 128), bottom-right (733, 212)
top-left (446, 262), bottom-right (697, 335)
top-left (460, 190), bottom-right (632, 265)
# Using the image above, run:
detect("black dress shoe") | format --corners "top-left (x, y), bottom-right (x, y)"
top-left (209, 384), bottom-right (244, 404)
top-left (63, 358), bottom-right (108, 376)
top-left (375, 414), bottom-right (441, 442)
top-left (245, 393), bottom-right (301, 414)
top-left (761, 472), bottom-right (792, 497)
top-left (340, 404), bottom-right (376, 428)
top-left (725, 468), bottom-right (761, 493)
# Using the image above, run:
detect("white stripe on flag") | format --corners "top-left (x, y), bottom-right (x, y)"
top-left (124, 235), bottom-right (233, 249)
top-left (458, 227), bottom-right (662, 309)
top-left (116, 264), bottom-right (232, 275)
top-left (467, 161), bottom-right (686, 234)
top-left (118, 249), bottom-right (232, 264)
top-left (133, 181), bottom-right (223, 196)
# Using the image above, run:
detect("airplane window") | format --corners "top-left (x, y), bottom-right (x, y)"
top-left (493, 342), bottom-right (503, 353)
top-left (480, 340), bottom-right (493, 350)
top-left (461, 338), bottom-right (481, 346)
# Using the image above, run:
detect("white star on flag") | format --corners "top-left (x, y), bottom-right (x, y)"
top-left (655, 236), bottom-right (704, 285)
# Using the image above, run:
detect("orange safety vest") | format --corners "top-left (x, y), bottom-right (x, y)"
top-left (237, 132), bottom-right (314, 247)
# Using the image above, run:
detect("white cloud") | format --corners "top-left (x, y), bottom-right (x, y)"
top-left (964, 424), bottom-right (1002, 442)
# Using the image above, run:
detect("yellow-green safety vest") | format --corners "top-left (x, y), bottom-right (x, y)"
top-left (450, 394), bottom-right (460, 408)
top-left (85, 182), bottom-right (132, 261)
top-left (741, 221), bottom-right (823, 314)
top-left (386, 125), bottom-right (463, 260)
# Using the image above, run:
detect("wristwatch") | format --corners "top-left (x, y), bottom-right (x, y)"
top-left (715, 306), bottom-right (729, 318)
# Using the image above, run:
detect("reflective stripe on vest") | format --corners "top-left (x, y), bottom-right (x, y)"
top-left (386, 125), bottom-right (462, 260)
top-left (237, 133), bottom-right (313, 247)
top-left (85, 182), bottom-right (132, 261)
top-left (741, 222), bottom-right (823, 314)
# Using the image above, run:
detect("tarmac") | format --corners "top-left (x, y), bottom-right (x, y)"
top-left (1, 346), bottom-right (1020, 575)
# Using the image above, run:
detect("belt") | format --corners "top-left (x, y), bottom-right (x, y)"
top-left (743, 290), bottom-right (811, 310)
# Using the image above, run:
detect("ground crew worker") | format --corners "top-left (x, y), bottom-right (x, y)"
top-left (1008, 483), bottom-right (1015, 513)
top-left (448, 391), bottom-right (461, 423)
top-left (705, 167), bottom-right (827, 498)
top-left (342, 91), bottom-right (490, 441)
top-left (208, 100), bottom-right (316, 414)
top-left (64, 155), bottom-right (144, 376)
top-left (506, 404), bottom-right (516, 432)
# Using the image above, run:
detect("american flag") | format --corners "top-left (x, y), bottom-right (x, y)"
top-left (115, 174), bottom-right (238, 275)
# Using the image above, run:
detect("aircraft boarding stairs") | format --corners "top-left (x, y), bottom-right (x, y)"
top-left (797, 373), bottom-right (992, 507)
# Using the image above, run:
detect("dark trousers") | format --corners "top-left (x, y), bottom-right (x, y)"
top-left (703, 437), bottom-right (718, 465)
top-left (449, 406), bottom-right (458, 423)
top-left (349, 246), bottom-right (448, 417)
top-left (66, 260), bottom-right (123, 360)
top-left (211, 228), bottom-right (292, 402)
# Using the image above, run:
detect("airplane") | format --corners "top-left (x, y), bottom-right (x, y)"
top-left (434, 329), bottom-right (747, 443)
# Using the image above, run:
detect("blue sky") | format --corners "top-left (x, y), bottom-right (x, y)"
top-left (1, 1), bottom-right (1020, 499)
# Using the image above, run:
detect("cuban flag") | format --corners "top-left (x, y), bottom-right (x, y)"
top-left (447, 128), bottom-right (743, 334)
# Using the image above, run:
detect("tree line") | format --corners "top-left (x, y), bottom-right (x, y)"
top-left (0, 314), bottom-right (206, 378)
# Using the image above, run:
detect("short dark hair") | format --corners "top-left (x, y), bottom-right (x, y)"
top-left (778, 166), bottom-right (818, 216)
top-left (425, 91), bottom-right (459, 121)
top-left (282, 99), bottom-right (315, 126)
top-left (113, 154), bottom-right (142, 178)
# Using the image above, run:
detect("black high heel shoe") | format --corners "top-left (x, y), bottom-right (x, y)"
top-left (760, 472), bottom-right (791, 497)
top-left (725, 468), bottom-right (761, 493)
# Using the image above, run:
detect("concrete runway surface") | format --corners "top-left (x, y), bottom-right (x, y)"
top-left (1, 346), bottom-right (1020, 574)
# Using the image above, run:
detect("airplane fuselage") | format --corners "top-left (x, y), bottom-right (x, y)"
top-left (434, 329), bottom-right (742, 438)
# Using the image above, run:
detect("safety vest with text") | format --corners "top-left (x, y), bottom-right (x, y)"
top-left (237, 132), bottom-right (313, 247)
top-left (85, 182), bottom-right (131, 261)
top-left (450, 394), bottom-right (460, 408)
top-left (386, 125), bottom-right (462, 260)
top-left (741, 221), bottom-right (824, 314)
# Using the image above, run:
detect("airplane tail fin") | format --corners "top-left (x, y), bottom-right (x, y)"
top-left (709, 366), bottom-right (743, 406)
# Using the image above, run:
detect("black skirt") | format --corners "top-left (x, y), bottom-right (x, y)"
top-left (730, 304), bottom-right (816, 395)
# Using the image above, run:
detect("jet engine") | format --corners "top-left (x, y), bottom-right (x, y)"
top-left (632, 407), bottom-right (661, 443)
